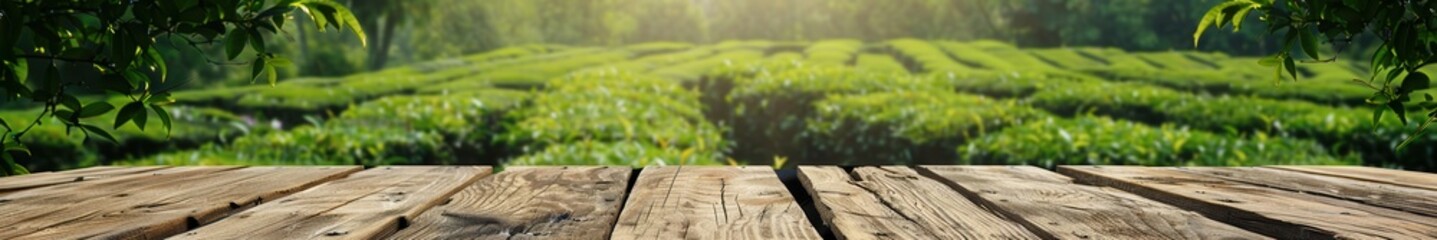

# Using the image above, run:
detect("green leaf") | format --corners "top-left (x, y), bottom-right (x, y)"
top-left (1299, 27), bottom-right (1321, 60)
top-left (115, 101), bottom-right (145, 129)
top-left (0, 117), bottom-right (8, 131)
top-left (151, 104), bottom-right (172, 136)
top-left (1373, 107), bottom-right (1386, 125)
top-left (78, 102), bottom-right (115, 118)
top-left (248, 28), bottom-right (266, 53)
top-left (148, 92), bottom-right (175, 105)
top-left (4, 141), bottom-right (29, 156)
top-left (265, 63), bottom-right (278, 86)
top-left (122, 69), bottom-right (150, 89)
top-left (1231, 5), bottom-right (1254, 31)
top-left (81, 124), bottom-right (118, 143)
top-left (60, 94), bottom-right (81, 111)
top-left (1390, 101), bottom-right (1409, 125)
top-left (147, 48), bottom-right (167, 82)
top-left (1283, 54), bottom-right (1298, 81)
top-left (10, 58), bottom-right (26, 83)
top-left (1402, 72), bottom-right (1430, 93)
top-left (225, 28), bottom-right (249, 60)
top-left (53, 109), bottom-right (75, 121)
top-left (251, 57), bottom-right (267, 83)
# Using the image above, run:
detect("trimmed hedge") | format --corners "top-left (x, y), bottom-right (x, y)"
top-left (959, 116), bottom-right (1355, 166)
top-left (808, 91), bottom-right (1047, 165)
top-left (507, 71), bottom-right (724, 166)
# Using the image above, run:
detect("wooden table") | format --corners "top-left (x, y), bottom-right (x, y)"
top-left (1, 165), bottom-right (1433, 239)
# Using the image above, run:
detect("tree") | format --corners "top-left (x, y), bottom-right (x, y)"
top-left (1195, 0), bottom-right (1437, 151)
top-left (0, 0), bottom-right (368, 176)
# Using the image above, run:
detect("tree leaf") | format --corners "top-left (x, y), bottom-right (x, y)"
top-left (1402, 72), bottom-right (1430, 93)
top-left (79, 102), bottom-right (115, 118)
top-left (60, 94), bottom-right (81, 111)
top-left (248, 28), bottom-right (266, 53)
top-left (251, 57), bottom-right (267, 83)
top-left (1299, 27), bottom-right (1321, 60)
top-left (151, 104), bottom-right (172, 136)
top-left (115, 101), bottom-right (145, 129)
top-left (122, 69), bottom-right (150, 89)
top-left (1373, 107), bottom-right (1386, 125)
top-left (0, 117), bottom-right (8, 131)
top-left (1231, 5), bottom-right (1254, 31)
top-left (1283, 54), bottom-right (1298, 81)
top-left (225, 27), bottom-right (249, 60)
top-left (81, 124), bottom-right (118, 143)
top-left (266, 63), bottom-right (278, 86)
top-left (1390, 101), bottom-right (1409, 126)
top-left (147, 48), bottom-right (167, 82)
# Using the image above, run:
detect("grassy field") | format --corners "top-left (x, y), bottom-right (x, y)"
top-left (13, 39), bottom-right (1435, 171)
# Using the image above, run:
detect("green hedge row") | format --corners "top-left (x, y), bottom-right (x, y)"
top-left (1026, 81), bottom-right (1434, 169)
top-left (959, 116), bottom-right (1355, 167)
top-left (508, 71), bottom-right (724, 165)
top-left (139, 89), bottom-right (530, 166)
top-left (887, 39), bottom-right (972, 73)
top-left (804, 39), bottom-right (864, 66)
top-left (807, 91), bottom-right (1047, 165)
top-left (855, 53), bottom-right (909, 74)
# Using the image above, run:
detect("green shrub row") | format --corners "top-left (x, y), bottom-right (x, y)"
top-left (508, 71), bottom-right (724, 165)
top-left (959, 116), bottom-right (1355, 166)
top-left (650, 49), bottom-right (766, 82)
top-left (854, 53), bottom-right (909, 74)
top-left (804, 39), bottom-right (864, 66)
top-left (1028, 48), bottom-right (1109, 70)
top-left (139, 89), bottom-right (530, 166)
top-left (807, 91), bottom-right (1048, 165)
top-left (6, 102), bottom-right (252, 170)
top-left (887, 39), bottom-right (972, 73)
top-left (1026, 81), bottom-right (1435, 169)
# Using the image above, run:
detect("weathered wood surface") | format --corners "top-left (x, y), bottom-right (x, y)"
top-left (1267, 166), bottom-right (1437, 192)
top-left (0, 167), bottom-right (240, 239)
top-left (392, 166), bottom-right (631, 240)
top-left (797, 166), bottom-right (1037, 240)
top-left (922, 166), bottom-right (1267, 240)
top-left (1183, 167), bottom-right (1437, 217)
top-left (611, 166), bottom-right (820, 239)
top-left (1, 166), bottom-right (360, 240)
top-left (175, 166), bottom-right (489, 240)
top-left (1060, 166), bottom-right (1437, 239)
top-left (0, 166), bottom-right (167, 194)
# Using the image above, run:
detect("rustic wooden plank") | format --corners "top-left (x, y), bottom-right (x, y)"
top-left (797, 166), bottom-right (1037, 240)
top-left (611, 166), bottom-right (820, 239)
top-left (1185, 167), bottom-right (1437, 217)
top-left (175, 166), bottom-right (490, 240)
top-left (392, 166), bottom-right (631, 239)
top-left (0, 167), bottom-right (241, 238)
top-left (921, 166), bottom-right (1268, 239)
top-left (3, 166), bottom-right (360, 240)
top-left (1267, 166), bottom-right (1437, 192)
top-left (0, 166), bottom-right (168, 194)
top-left (1061, 166), bottom-right (1437, 239)
top-left (798, 166), bottom-right (934, 240)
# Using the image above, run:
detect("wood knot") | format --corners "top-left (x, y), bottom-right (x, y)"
top-left (323, 230), bottom-right (348, 236)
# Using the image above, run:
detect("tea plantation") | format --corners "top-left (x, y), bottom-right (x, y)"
top-left (11, 39), bottom-right (1435, 171)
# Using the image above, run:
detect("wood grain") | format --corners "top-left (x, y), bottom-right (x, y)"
top-left (1061, 166), bottom-right (1437, 239)
top-left (175, 166), bottom-right (489, 240)
top-left (1184, 167), bottom-right (1437, 217)
top-left (921, 166), bottom-right (1267, 240)
top-left (0, 166), bottom-right (168, 195)
top-left (1, 166), bottom-right (360, 240)
top-left (391, 166), bottom-right (631, 240)
top-left (611, 166), bottom-right (820, 239)
top-left (797, 166), bottom-right (1038, 240)
top-left (1266, 166), bottom-right (1437, 192)
top-left (0, 167), bottom-right (241, 239)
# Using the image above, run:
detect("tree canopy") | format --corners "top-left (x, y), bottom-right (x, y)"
top-left (1196, 0), bottom-right (1437, 150)
top-left (0, 0), bottom-right (366, 175)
